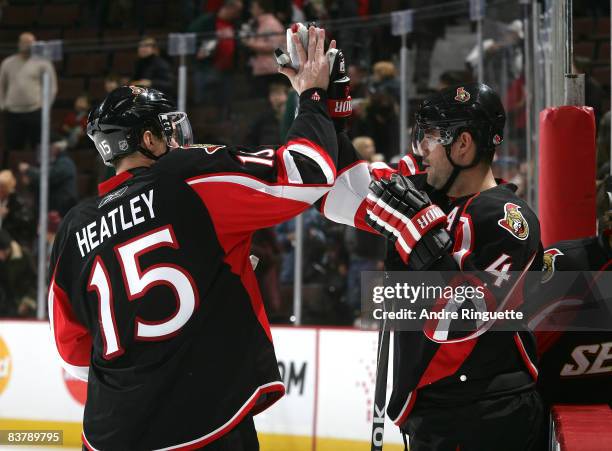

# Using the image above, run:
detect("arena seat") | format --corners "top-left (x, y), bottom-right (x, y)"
top-left (65, 53), bottom-right (109, 77)
top-left (596, 17), bottom-right (611, 36)
top-left (35, 30), bottom-right (63, 41)
top-left (88, 77), bottom-right (108, 103)
top-left (111, 51), bottom-right (137, 77)
top-left (52, 108), bottom-right (72, 131)
top-left (0, 5), bottom-right (39, 27)
top-left (573, 18), bottom-right (594, 39)
top-left (573, 41), bottom-right (596, 59)
top-left (39, 4), bottom-right (80, 27)
top-left (56, 77), bottom-right (86, 104)
top-left (597, 41), bottom-right (610, 61)
top-left (63, 28), bottom-right (100, 44)
top-left (591, 66), bottom-right (610, 88)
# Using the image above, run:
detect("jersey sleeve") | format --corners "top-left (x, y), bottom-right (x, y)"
top-left (319, 131), bottom-right (423, 231)
top-left (47, 222), bottom-right (92, 382)
top-left (179, 88), bottom-right (338, 235)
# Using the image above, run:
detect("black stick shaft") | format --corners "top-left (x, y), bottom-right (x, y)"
top-left (371, 325), bottom-right (390, 451)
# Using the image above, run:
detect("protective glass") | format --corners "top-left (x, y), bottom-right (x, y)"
top-left (159, 112), bottom-right (194, 148)
top-left (411, 124), bottom-right (453, 156)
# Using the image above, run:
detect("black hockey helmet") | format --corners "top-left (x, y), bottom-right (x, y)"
top-left (411, 82), bottom-right (506, 192)
top-left (87, 86), bottom-right (193, 166)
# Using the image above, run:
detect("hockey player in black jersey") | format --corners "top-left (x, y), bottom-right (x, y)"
top-left (48, 27), bottom-right (339, 451)
top-left (535, 176), bottom-right (612, 413)
top-left (320, 83), bottom-right (544, 450)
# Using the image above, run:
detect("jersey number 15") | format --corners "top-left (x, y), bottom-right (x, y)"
top-left (87, 225), bottom-right (199, 359)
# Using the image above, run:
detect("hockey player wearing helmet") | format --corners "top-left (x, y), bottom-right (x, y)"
top-left (87, 85), bottom-right (193, 167)
top-left (49, 27), bottom-right (341, 451)
top-left (410, 83), bottom-right (505, 195)
top-left (319, 83), bottom-right (544, 450)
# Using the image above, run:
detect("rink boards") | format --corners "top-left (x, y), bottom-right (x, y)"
top-left (0, 320), bottom-right (405, 450)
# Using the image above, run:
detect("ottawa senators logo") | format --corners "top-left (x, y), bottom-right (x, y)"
top-left (542, 248), bottom-right (563, 284)
top-left (498, 202), bottom-right (529, 240)
top-left (454, 87), bottom-right (470, 103)
top-left (129, 85), bottom-right (146, 96)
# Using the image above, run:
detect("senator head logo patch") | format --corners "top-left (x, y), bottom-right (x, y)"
top-left (129, 85), bottom-right (146, 96)
top-left (498, 202), bottom-right (529, 240)
top-left (542, 248), bottom-right (563, 283)
top-left (455, 87), bottom-right (470, 103)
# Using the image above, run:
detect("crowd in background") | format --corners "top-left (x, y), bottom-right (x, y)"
top-left (0, 0), bottom-right (609, 324)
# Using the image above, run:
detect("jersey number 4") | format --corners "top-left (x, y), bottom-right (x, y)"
top-left (87, 225), bottom-right (199, 359)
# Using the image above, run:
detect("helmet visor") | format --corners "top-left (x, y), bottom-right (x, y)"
top-left (411, 124), bottom-right (453, 156)
top-left (159, 112), bottom-right (193, 148)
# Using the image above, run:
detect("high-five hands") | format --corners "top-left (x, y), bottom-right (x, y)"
top-left (278, 26), bottom-right (335, 95)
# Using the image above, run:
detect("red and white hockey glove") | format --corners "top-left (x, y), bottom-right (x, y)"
top-left (366, 174), bottom-right (452, 270)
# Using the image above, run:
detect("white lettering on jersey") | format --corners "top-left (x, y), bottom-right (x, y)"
top-left (560, 342), bottom-right (612, 376)
top-left (76, 189), bottom-right (156, 258)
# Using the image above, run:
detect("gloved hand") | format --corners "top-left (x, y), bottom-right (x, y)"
top-left (276, 22), bottom-right (351, 126)
top-left (326, 47), bottom-right (351, 119)
top-left (366, 174), bottom-right (452, 269)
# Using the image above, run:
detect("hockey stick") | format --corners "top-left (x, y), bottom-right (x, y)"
top-left (371, 299), bottom-right (391, 451)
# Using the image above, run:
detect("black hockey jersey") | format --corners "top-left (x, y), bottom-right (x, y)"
top-left (320, 132), bottom-right (542, 426)
top-left (535, 236), bottom-right (612, 405)
top-left (47, 88), bottom-right (337, 450)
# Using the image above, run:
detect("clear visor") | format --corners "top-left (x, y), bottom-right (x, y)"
top-left (159, 111), bottom-right (194, 148)
top-left (411, 124), bottom-right (453, 156)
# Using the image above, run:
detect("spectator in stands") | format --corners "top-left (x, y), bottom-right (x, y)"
top-left (61, 94), bottom-right (91, 149)
top-left (104, 74), bottom-right (120, 96)
top-left (351, 92), bottom-right (400, 161)
top-left (352, 136), bottom-right (377, 161)
top-left (0, 169), bottom-right (35, 247)
top-left (348, 63), bottom-right (370, 99)
top-left (370, 61), bottom-right (400, 102)
top-left (251, 227), bottom-right (283, 318)
top-left (0, 229), bottom-right (36, 318)
top-left (187, 0), bottom-right (243, 116)
top-left (328, 0), bottom-right (363, 63)
top-left (0, 32), bottom-right (57, 166)
top-left (131, 37), bottom-right (174, 94)
top-left (276, 206), bottom-right (327, 285)
top-left (245, 79), bottom-right (289, 145)
top-left (18, 138), bottom-right (77, 217)
top-left (243, 0), bottom-right (285, 96)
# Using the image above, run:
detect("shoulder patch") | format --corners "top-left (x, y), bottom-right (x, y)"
top-left (542, 248), bottom-right (563, 283)
top-left (497, 202), bottom-right (529, 240)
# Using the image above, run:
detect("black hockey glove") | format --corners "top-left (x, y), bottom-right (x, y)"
top-left (366, 174), bottom-right (452, 270)
top-left (326, 47), bottom-right (351, 130)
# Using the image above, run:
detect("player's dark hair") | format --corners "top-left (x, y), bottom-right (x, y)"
top-left (453, 126), bottom-right (494, 166)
